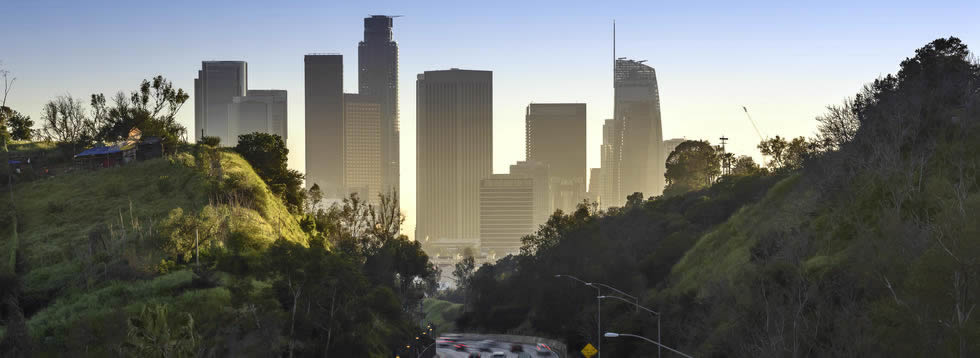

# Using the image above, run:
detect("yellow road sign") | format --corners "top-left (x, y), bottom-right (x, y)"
top-left (581, 343), bottom-right (598, 358)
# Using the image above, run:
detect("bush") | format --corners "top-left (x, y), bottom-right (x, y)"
top-left (46, 201), bottom-right (67, 214)
top-left (157, 176), bottom-right (173, 194)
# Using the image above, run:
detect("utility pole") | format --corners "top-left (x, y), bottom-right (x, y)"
top-left (719, 135), bottom-right (729, 175)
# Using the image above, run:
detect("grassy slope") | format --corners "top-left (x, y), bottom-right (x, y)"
top-left (0, 148), bottom-right (305, 345)
top-left (423, 298), bottom-right (463, 334)
top-left (669, 174), bottom-right (808, 295)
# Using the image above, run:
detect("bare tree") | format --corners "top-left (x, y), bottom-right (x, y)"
top-left (815, 100), bottom-right (860, 150)
top-left (40, 95), bottom-right (90, 145)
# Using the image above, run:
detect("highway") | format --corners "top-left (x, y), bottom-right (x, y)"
top-left (435, 336), bottom-right (559, 358)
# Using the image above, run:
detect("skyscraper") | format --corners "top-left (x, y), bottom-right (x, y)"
top-left (615, 58), bottom-right (665, 200)
top-left (510, 160), bottom-right (551, 228)
top-left (343, 94), bottom-right (382, 204)
top-left (304, 54), bottom-right (344, 197)
top-left (587, 167), bottom-right (602, 204)
top-left (480, 174), bottom-right (534, 257)
top-left (227, 89), bottom-right (287, 146)
top-left (525, 103), bottom-right (587, 213)
top-left (600, 118), bottom-right (623, 208)
top-left (359, 15), bottom-right (400, 199)
top-left (416, 69), bottom-right (493, 251)
top-left (195, 61), bottom-right (247, 144)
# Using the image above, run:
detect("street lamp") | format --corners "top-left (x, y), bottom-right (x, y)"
top-left (603, 332), bottom-right (693, 358)
top-left (598, 295), bottom-right (661, 358)
top-left (555, 274), bottom-right (602, 358)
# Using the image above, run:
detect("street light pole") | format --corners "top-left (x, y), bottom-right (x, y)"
top-left (598, 295), bottom-right (661, 358)
top-left (555, 274), bottom-right (602, 358)
top-left (604, 332), bottom-right (693, 358)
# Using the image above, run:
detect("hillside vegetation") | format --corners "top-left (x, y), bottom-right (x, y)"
top-left (456, 37), bottom-right (980, 357)
top-left (0, 148), bottom-right (307, 354)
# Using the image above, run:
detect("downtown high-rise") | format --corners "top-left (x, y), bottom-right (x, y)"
top-left (195, 61), bottom-right (247, 144)
top-left (228, 89), bottom-right (287, 146)
top-left (359, 15), bottom-right (400, 199)
top-left (525, 103), bottom-right (587, 213)
top-left (343, 94), bottom-right (382, 204)
top-left (416, 69), bottom-right (493, 250)
top-left (613, 58), bottom-right (665, 203)
top-left (304, 54), bottom-right (344, 197)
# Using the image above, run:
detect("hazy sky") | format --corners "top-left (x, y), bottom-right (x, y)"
top-left (4, 0), bottom-right (978, 238)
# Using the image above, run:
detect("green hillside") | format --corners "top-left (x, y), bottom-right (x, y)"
top-left (0, 148), bottom-right (307, 354)
top-left (454, 37), bottom-right (980, 357)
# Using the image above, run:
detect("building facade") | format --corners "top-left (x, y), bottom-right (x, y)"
top-left (600, 118), bottom-right (624, 208)
top-left (227, 89), bottom-right (287, 146)
top-left (525, 103), bottom-right (587, 213)
top-left (343, 94), bottom-right (382, 204)
top-left (195, 61), bottom-right (247, 144)
top-left (304, 54), bottom-right (345, 197)
top-left (510, 160), bottom-right (551, 228)
top-left (359, 15), bottom-right (400, 198)
top-left (587, 167), bottom-right (602, 205)
top-left (479, 174), bottom-right (535, 258)
top-left (615, 58), bottom-right (665, 201)
top-left (416, 69), bottom-right (493, 251)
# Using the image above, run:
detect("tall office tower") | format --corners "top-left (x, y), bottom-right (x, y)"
top-left (479, 174), bottom-right (534, 258)
top-left (510, 160), bottom-right (551, 228)
top-left (227, 89), bottom-right (287, 146)
top-left (417, 69), bottom-right (493, 251)
top-left (525, 103), bottom-right (587, 213)
top-left (359, 15), bottom-right (400, 199)
top-left (587, 168), bottom-right (602, 205)
top-left (305, 54), bottom-right (345, 197)
top-left (615, 58), bottom-right (665, 199)
top-left (343, 94), bottom-right (382, 204)
top-left (600, 118), bottom-right (624, 208)
top-left (195, 61), bottom-right (247, 144)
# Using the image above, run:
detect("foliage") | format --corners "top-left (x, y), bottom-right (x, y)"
top-left (234, 132), bottom-right (305, 213)
top-left (460, 37), bottom-right (980, 357)
top-left (0, 106), bottom-right (33, 142)
top-left (91, 76), bottom-right (189, 153)
top-left (664, 139), bottom-right (722, 196)
top-left (39, 95), bottom-right (93, 149)
top-left (119, 303), bottom-right (199, 358)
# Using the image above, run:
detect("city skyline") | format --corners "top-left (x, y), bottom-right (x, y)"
top-left (4, 1), bottom-right (978, 239)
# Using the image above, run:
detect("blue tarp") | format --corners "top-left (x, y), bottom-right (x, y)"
top-left (75, 145), bottom-right (122, 158)
top-left (8, 160), bottom-right (23, 165)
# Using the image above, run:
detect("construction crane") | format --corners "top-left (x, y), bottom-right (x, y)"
top-left (741, 106), bottom-right (767, 142)
top-left (741, 106), bottom-right (771, 168)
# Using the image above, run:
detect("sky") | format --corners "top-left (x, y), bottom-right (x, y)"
top-left (3, 0), bottom-right (978, 238)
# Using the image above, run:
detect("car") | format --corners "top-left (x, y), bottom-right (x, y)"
top-left (535, 343), bottom-right (553, 355)
top-left (492, 352), bottom-right (507, 358)
top-left (468, 353), bottom-right (482, 358)
top-left (511, 343), bottom-right (524, 352)
top-left (478, 339), bottom-right (497, 351)
top-left (454, 343), bottom-right (469, 352)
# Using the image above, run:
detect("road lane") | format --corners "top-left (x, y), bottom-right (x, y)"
top-left (435, 338), bottom-right (558, 358)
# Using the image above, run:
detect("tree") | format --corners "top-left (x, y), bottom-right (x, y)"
top-left (5, 109), bottom-right (32, 141)
top-left (815, 100), bottom-right (859, 150)
top-left (234, 132), bottom-right (305, 212)
top-left (664, 140), bottom-right (722, 195)
top-left (40, 95), bottom-right (93, 151)
top-left (730, 155), bottom-right (762, 176)
top-left (92, 76), bottom-right (189, 152)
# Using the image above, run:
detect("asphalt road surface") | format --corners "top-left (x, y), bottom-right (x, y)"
top-left (435, 337), bottom-right (558, 358)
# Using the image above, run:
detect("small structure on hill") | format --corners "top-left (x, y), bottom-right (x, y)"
top-left (73, 143), bottom-right (137, 169)
top-left (73, 128), bottom-right (163, 169)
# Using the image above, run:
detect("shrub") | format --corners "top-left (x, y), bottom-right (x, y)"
top-left (157, 175), bottom-right (173, 194)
